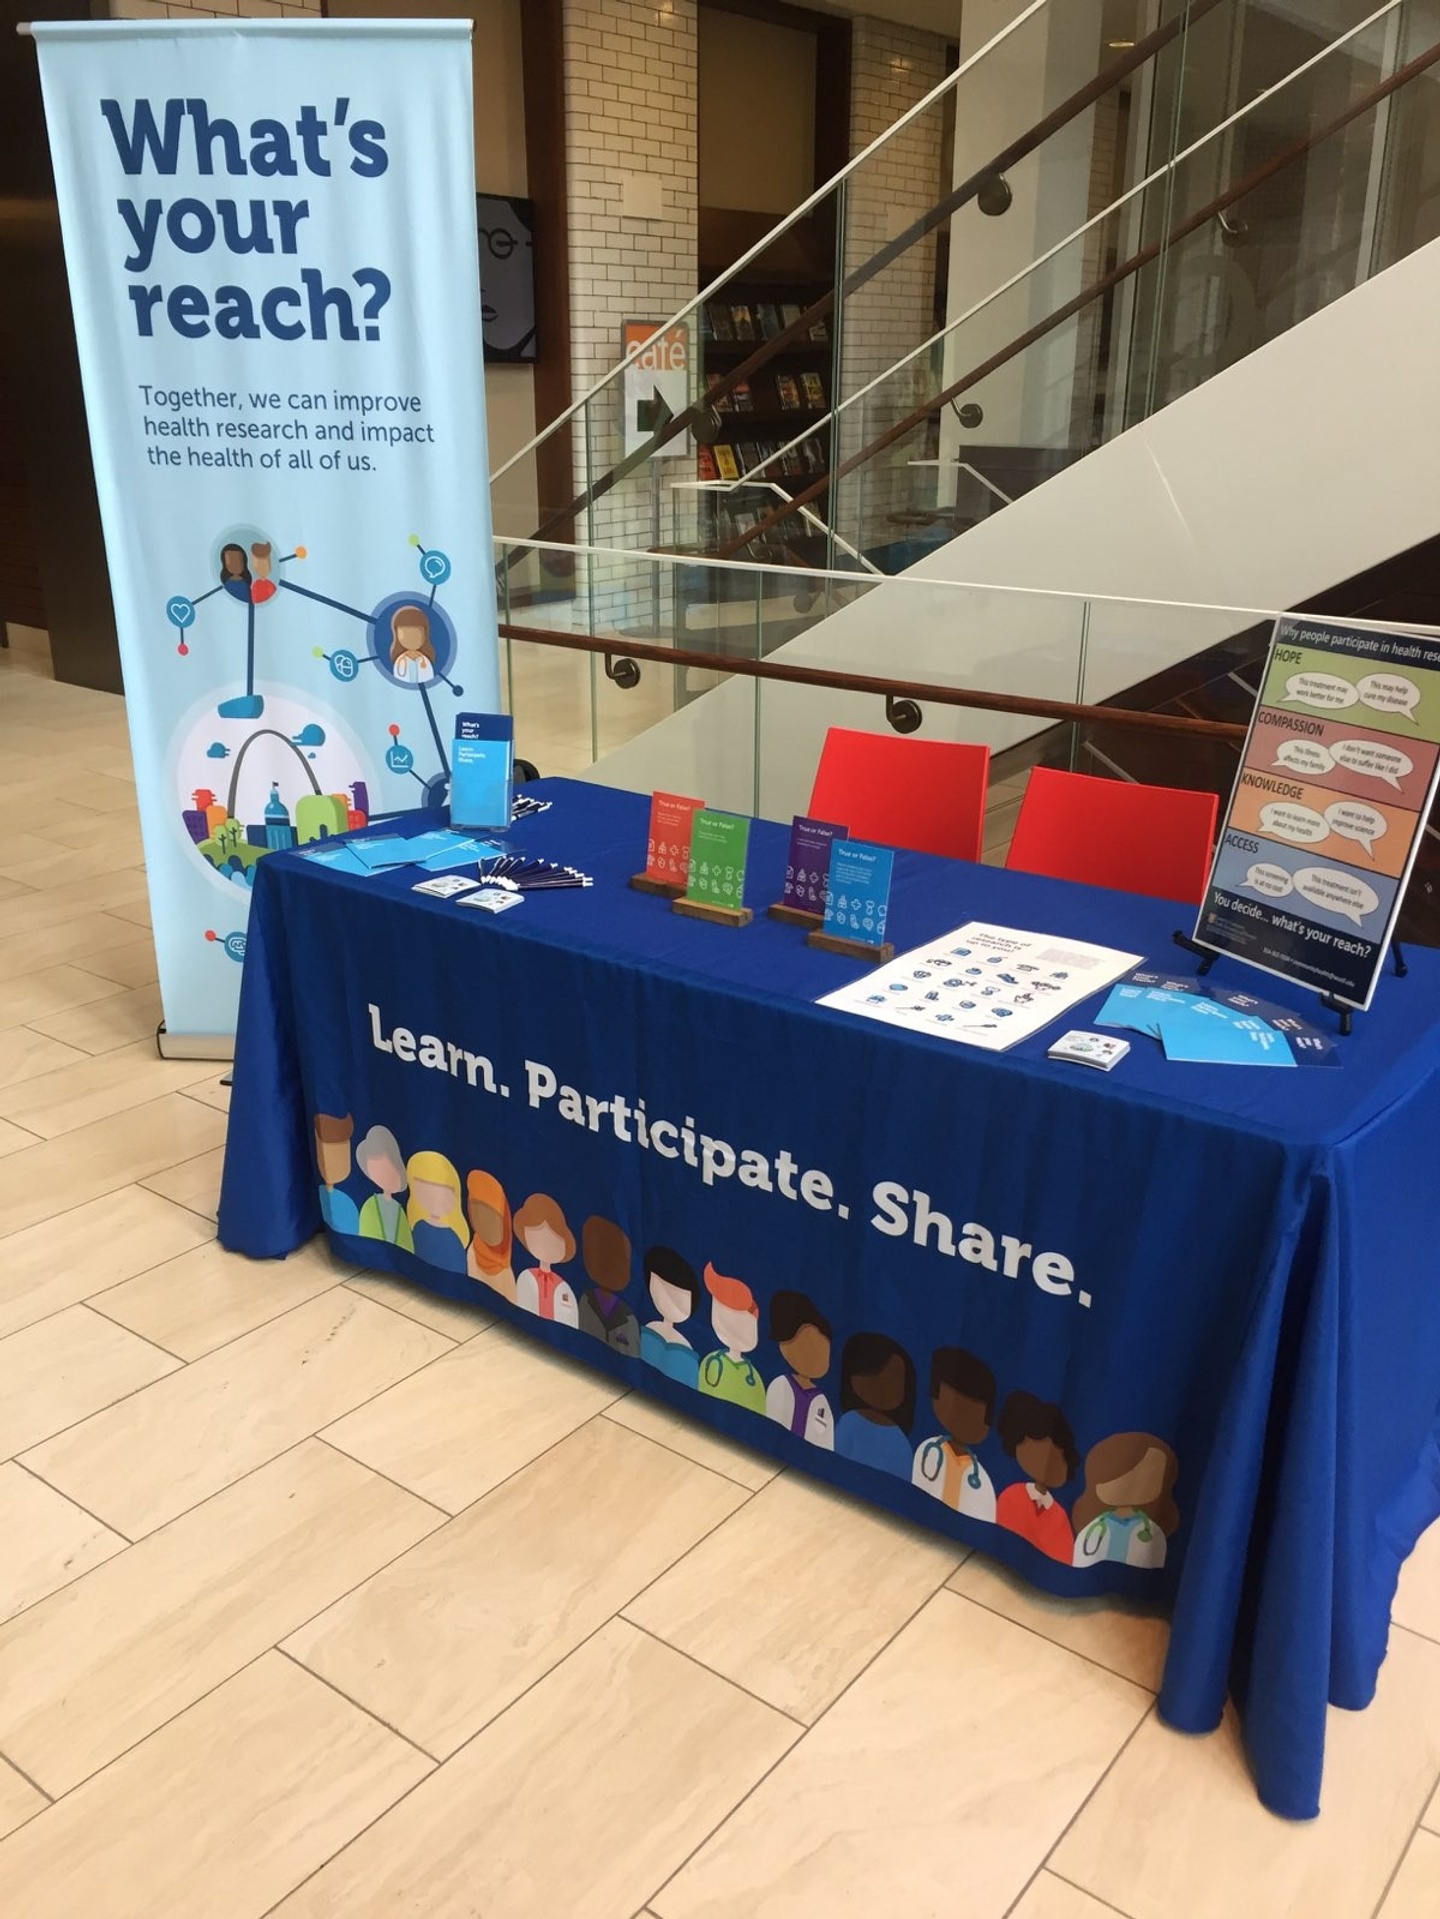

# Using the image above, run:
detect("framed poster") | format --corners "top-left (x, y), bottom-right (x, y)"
top-left (1192, 614), bottom-right (1440, 1009)
top-left (477, 192), bottom-right (535, 363)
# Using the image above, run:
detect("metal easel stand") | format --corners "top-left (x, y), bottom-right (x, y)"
top-left (1170, 933), bottom-right (1409, 1036)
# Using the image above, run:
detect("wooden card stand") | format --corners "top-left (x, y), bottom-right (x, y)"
top-left (767, 901), bottom-right (823, 928)
top-left (808, 928), bottom-right (894, 962)
top-left (630, 872), bottom-right (685, 898)
top-left (673, 896), bottom-right (754, 928)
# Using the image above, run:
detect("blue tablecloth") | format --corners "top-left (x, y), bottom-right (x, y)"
top-left (219, 777), bottom-right (1440, 1819)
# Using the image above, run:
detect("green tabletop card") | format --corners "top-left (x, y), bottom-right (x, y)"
top-left (686, 809), bottom-right (751, 908)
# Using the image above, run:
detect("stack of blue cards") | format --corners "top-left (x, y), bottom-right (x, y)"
top-left (1097, 983), bottom-right (1295, 1066)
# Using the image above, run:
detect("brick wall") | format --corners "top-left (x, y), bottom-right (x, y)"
top-left (562, 0), bottom-right (698, 630)
top-left (111, 3), bottom-right (321, 17)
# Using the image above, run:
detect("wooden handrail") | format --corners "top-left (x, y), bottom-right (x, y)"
top-left (721, 32), bottom-right (1440, 559)
top-left (499, 621), bottom-right (1248, 741)
top-left (516, 0), bottom-right (1225, 555)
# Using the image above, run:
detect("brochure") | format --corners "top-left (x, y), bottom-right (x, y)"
top-left (451, 711), bottom-right (514, 831)
top-left (781, 815), bottom-right (846, 915)
top-left (821, 840), bottom-right (894, 948)
top-left (1097, 970), bottom-right (1337, 1065)
top-left (1047, 1031), bottom-right (1130, 1071)
top-left (818, 923), bottom-right (1143, 1052)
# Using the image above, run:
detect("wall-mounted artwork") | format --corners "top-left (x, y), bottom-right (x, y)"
top-left (477, 193), bottom-right (536, 364)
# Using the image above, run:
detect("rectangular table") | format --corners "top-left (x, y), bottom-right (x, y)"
top-left (219, 777), bottom-right (1440, 1820)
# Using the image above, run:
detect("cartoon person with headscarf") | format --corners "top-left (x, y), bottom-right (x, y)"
top-left (465, 1168), bottom-right (516, 1302)
top-left (1071, 1432), bottom-right (1180, 1570)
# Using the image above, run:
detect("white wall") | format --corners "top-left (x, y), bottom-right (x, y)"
top-left (583, 232), bottom-right (1440, 814)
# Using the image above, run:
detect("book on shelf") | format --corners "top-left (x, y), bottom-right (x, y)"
top-left (756, 303), bottom-right (781, 339)
top-left (737, 440), bottom-right (759, 471)
top-left (699, 305), bottom-right (714, 342)
top-left (714, 443), bottom-right (740, 481)
top-left (705, 371), bottom-right (732, 414)
top-left (775, 374), bottom-right (801, 410)
top-left (801, 371), bottom-right (826, 408)
top-left (779, 446), bottom-right (803, 478)
top-left (780, 301), bottom-right (803, 329)
top-left (697, 445), bottom-right (719, 481)
top-left (808, 316), bottom-right (829, 344)
top-left (731, 379), bottom-right (754, 412)
top-left (731, 304), bottom-right (756, 340)
top-left (801, 439), bottom-right (826, 474)
top-left (708, 302), bottom-right (734, 342)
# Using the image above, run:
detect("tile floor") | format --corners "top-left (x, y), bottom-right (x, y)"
top-left (2, 623), bottom-right (1440, 1917)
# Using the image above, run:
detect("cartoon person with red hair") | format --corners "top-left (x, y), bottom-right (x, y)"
top-left (697, 1261), bottom-right (766, 1412)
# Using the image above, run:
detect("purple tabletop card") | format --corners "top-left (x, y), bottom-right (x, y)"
top-left (782, 816), bottom-right (846, 914)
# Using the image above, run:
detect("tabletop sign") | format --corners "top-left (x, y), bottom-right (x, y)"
top-left (451, 712), bottom-right (514, 833)
top-left (808, 838), bottom-right (895, 961)
top-left (1193, 615), bottom-right (1440, 1011)
top-left (769, 815), bottom-right (846, 928)
top-left (632, 790), bottom-right (705, 897)
top-left (673, 809), bottom-right (754, 927)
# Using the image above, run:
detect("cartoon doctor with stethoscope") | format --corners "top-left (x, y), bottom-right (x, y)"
top-left (911, 1347), bottom-right (998, 1521)
top-left (1069, 1433), bottom-right (1180, 1570)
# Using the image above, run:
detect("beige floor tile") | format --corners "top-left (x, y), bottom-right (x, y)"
top-left (0, 1652), bottom-right (431, 1918)
top-left (0, 1096), bottom-right (228, 1240)
top-left (0, 1186), bottom-right (215, 1339)
top-left (0, 1116), bottom-right (39, 1158)
top-left (0, 873), bottom-right (149, 941)
top-left (1051, 1626), bottom-right (1440, 1919)
top-left (343, 1269), bottom-right (495, 1341)
top-left (0, 1440), bottom-right (440, 1795)
top-left (626, 1473), bottom-right (960, 1722)
top-left (0, 1039), bottom-right (218, 1138)
top-left (654, 1591), bottom-right (1150, 1919)
top-left (0, 912), bottom-right (157, 984)
top-left (1005, 1876), bottom-right (1124, 1919)
top-left (322, 1324), bottom-right (624, 1512)
top-left (0, 1463), bottom-right (125, 1624)
top-left (21, 1290), bottom-right (453, 1537)
top-left (285, 1416), bottom-right (748, 1758)
top-left (92, 1236), bottom-right (353, 1360)
top-left (0, 876), bottom-right (37, 905)
top-left (1427, 1775), bottom-right (1440, 1833)
top-left (947, 1549), bottom-right (1170, 1692)
top-left (105, 895), bottom-right (152, 929)
top-left (138, 1142), bottom-right (226, 1219)
top-left (1394, 1517), bottom-right (1440, 1646)
top-left (0, 964), bottom-right (127, 1034)
top-left (29, 982), bottom-right (163, 1055)
top-left (178, 1073), bottom-right (231, 1114)
top-left (1377, 1831), bottom-right (1440, 1919)
top-left (32, 815), bottom-right (142, 855)
top-left (72, 940), bottom-right (156, 991)
top-left (272, 1619), bottom-right (796, 1919)
top-left (0, 832), bottom-right (75, 871)
top-left (604, 1390), bottom-right (780, 1491)
top-left (0, 1305), bottom-right (179, 1460)
top-left (0, 846), bottom-right (144, 891)
top-left (0, 1027), bottom-right (88, 1092)
top-left (0, 1760), bottom-right (44, 1844)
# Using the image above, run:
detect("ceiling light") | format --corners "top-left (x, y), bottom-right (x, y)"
top-left (1108, 39), bottom-right (1136, 48)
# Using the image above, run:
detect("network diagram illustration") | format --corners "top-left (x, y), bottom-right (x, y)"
top-left (164, 529), bottom-right (465, 894)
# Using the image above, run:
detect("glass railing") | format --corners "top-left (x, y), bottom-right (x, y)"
top-left (492, 0), bottom-right (1433, 582)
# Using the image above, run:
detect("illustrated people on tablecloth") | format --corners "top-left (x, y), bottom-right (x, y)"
top-left (404, 1151), bottom-right (470, 1274)
top-left (994, 1392), bottom-right (1079, 1564)
top-left (765, 1291), bottom-right (834, 1449)
top-left (513, 1193), bottom-right (580, 1327)
top-left (355, 1123), bottom-right (414, 1252)
top-left (835, 1332), bottom-right (916, 1479)
top-left (578, 1215), bottom-right (641, 1356)
top-left (912, 1347), bottom-right (998, 1520)
top-left (390, 604), bottom-right (436, 684)
top-left (640, 1244), bottom-right (701, 1388)
top-left (313, 1111), bottom-right (360, 1235)
top-left (465, 1168), bottom-right (517, 1303)
top-left (697, 1263), bottom-right (767, 1413)
top-left (1071, 1432), bottom-right (1180, 1570)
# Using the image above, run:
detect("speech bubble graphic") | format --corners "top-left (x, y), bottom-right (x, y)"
top-left (1357, 672), bottom-right (1421, 722)
top-left (1292, 865), bottom-right (1381, 928)
top-left (1273, 739), bottom-right (1335, 778)
top-left (1330, 737), bottom-right (1414, 791)
top-left (1259, 801), bottom-right (1328, 845)
top-left (1280, 672), bottom-right (1358, 711)
top-left (1242, 863), bottom-right (1294, 898)
top-left (1324, 799), bottom-right (1387, 857)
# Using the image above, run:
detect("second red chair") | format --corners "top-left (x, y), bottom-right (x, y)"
top-left (1004, 766), bottom-right (1218, 904)
top-left (807, 726), bottom-right (991, 862)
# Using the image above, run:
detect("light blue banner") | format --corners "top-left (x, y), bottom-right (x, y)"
top-left (33, 19), bottom-right (499, 1049)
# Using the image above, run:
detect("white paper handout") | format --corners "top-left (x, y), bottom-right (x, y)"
top-left (816, 922), bottom-right (1144, 1051)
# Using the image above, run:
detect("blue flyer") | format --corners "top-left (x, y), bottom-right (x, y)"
top-left (821, 840), bottom-right (894, 947)
top-left (451, 712), bottom-right (515, 831)
top-left (1150, 1000), bottom-right (1296, 1067)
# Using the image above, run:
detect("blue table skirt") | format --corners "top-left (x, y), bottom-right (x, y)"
top-left (219, 778), bottom-right (1440, 1819)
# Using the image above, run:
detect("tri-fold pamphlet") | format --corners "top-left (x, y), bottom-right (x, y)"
top-left (817, 923), bottom-right (1143, 1051)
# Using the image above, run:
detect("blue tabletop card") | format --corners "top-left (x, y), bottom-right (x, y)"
top-left (821, 839), bottom-right (894, 947)
top-left (451, 712), bottom-right (514, 831)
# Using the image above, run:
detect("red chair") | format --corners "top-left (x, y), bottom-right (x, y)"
top-left (807, 727), bottom-right (991, 862)
top-left (1004, 766), bottom-right (1218, 904)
